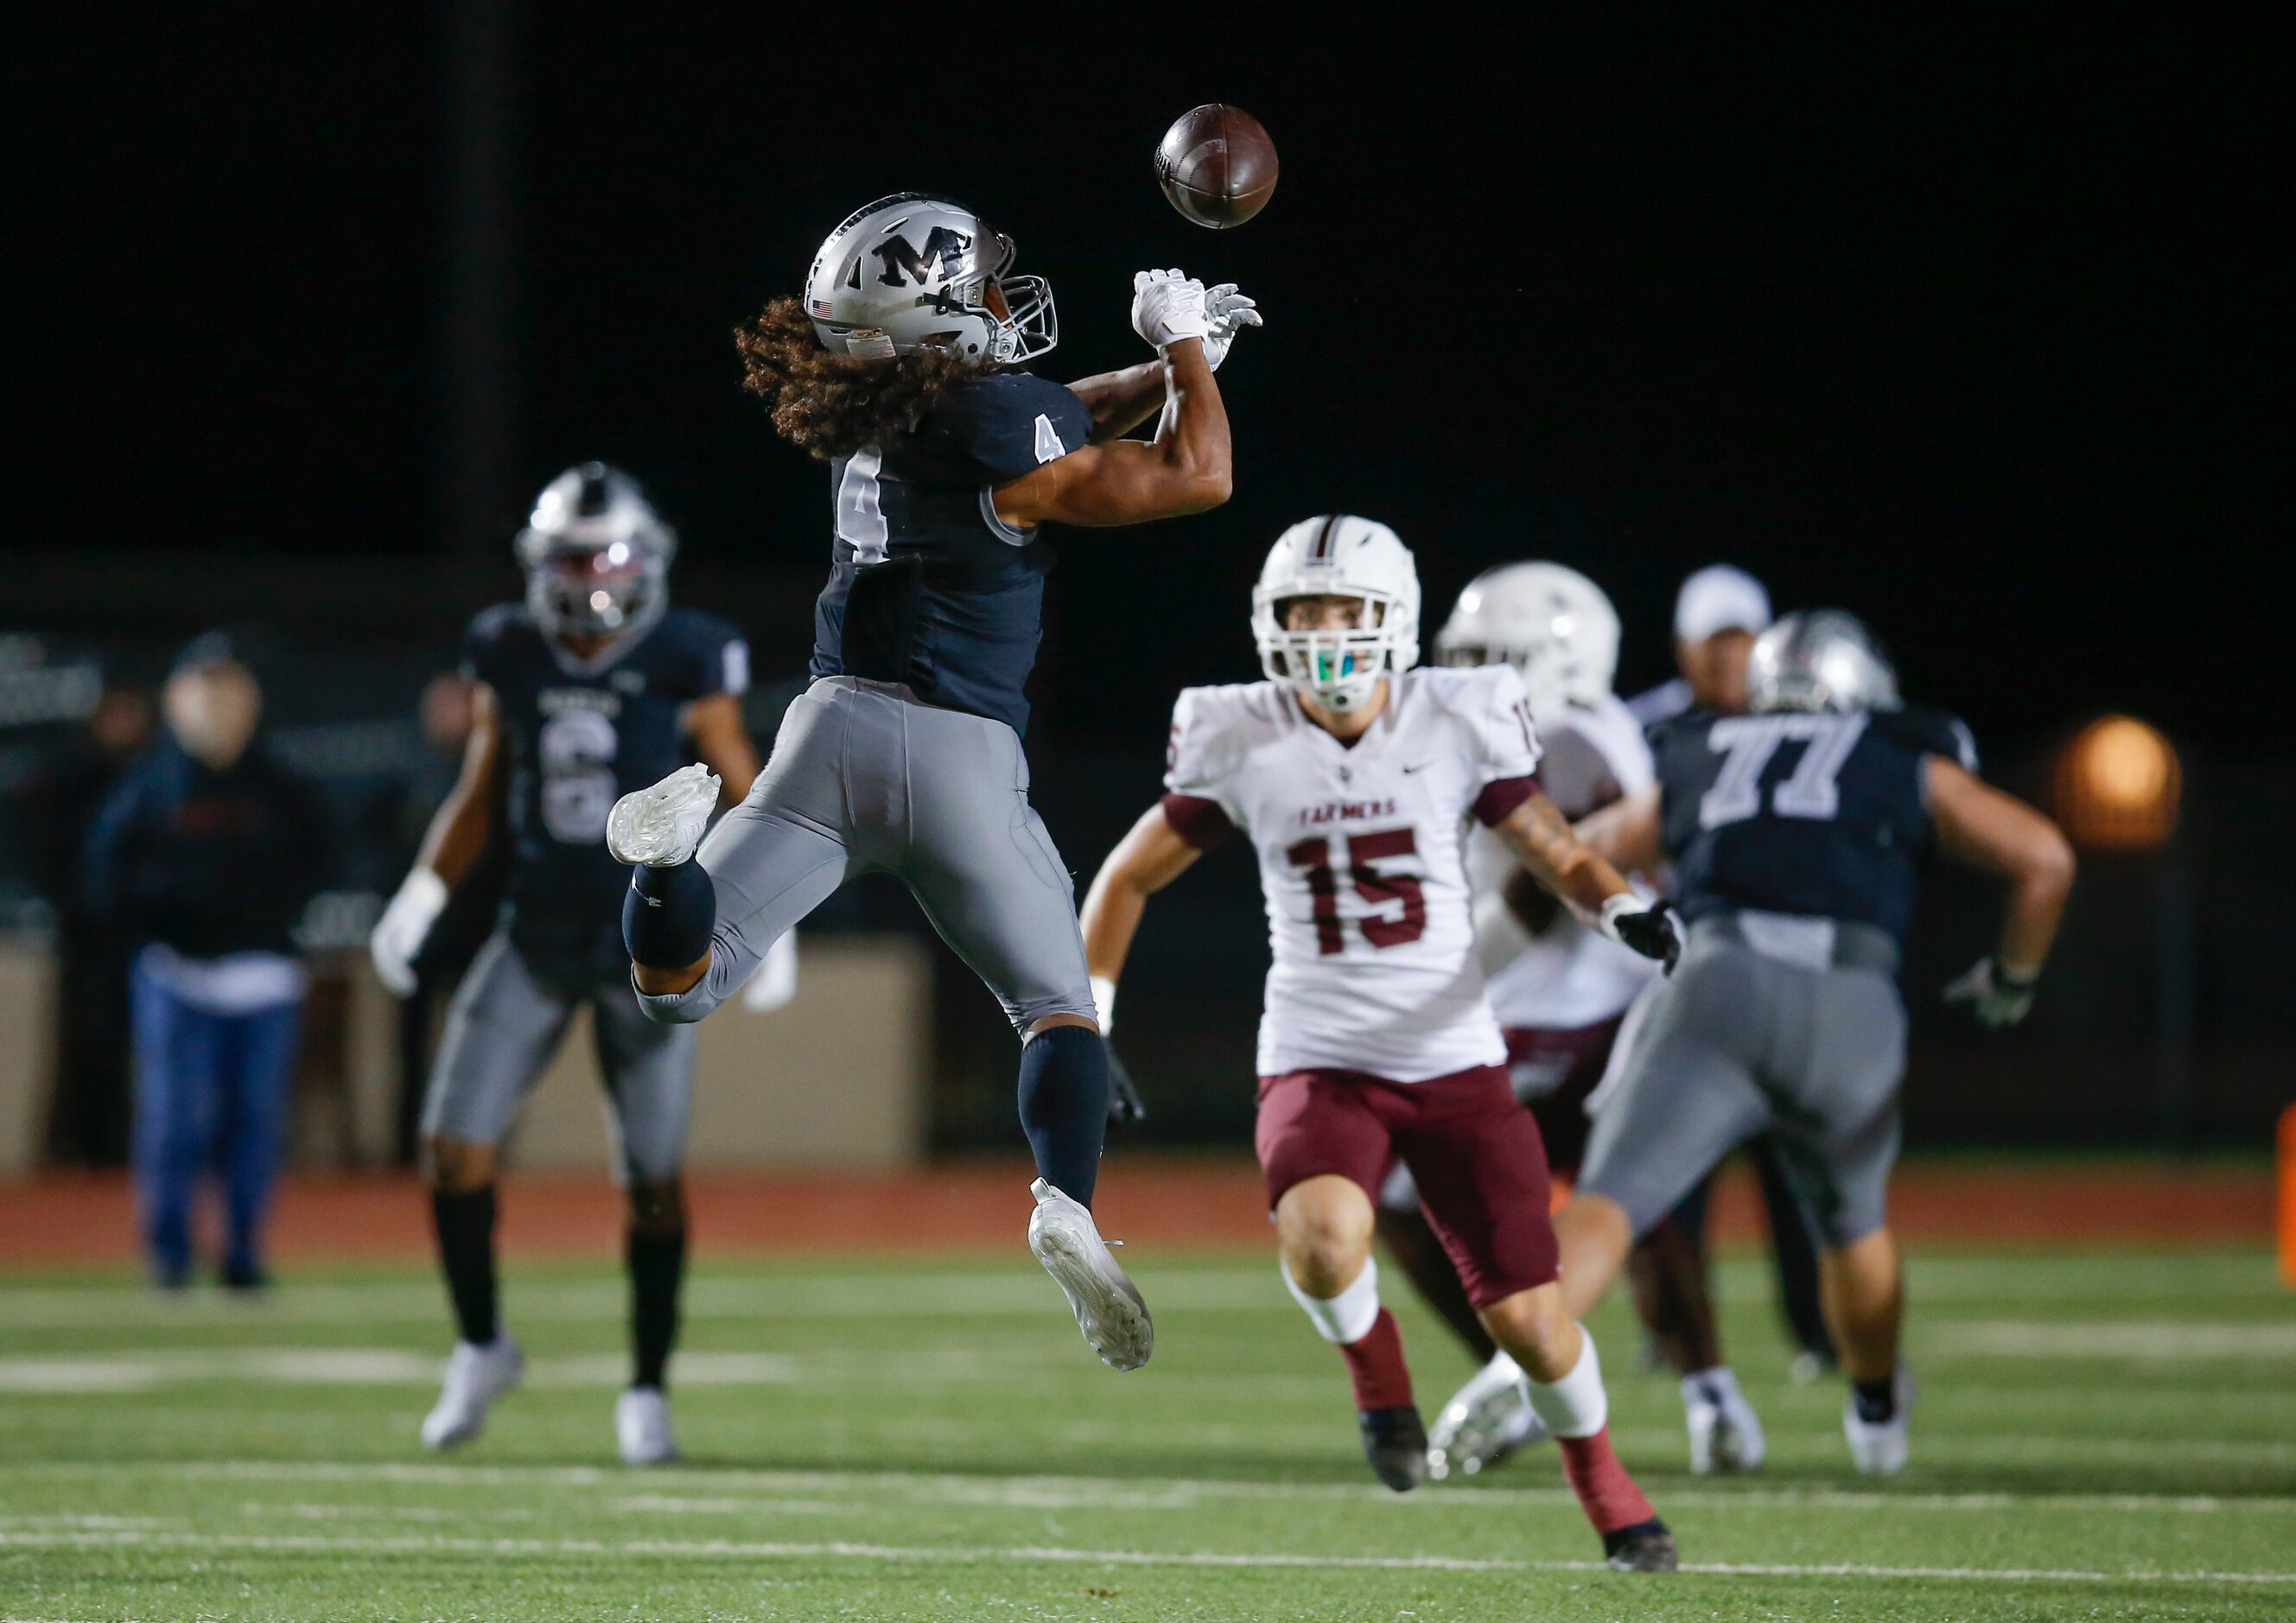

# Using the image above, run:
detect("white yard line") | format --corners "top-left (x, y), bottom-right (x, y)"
top-left (0, 1525), bottom-right (2288, 1587)
top-left (1935, 1321), bottom-right (2296, 1358)
top-left (1, 1254), bottom-right (2278, 1329)
top-left (15, 1458), bottom-right (2294, 1517)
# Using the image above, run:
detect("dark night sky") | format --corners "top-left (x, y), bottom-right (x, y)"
top-left (15, 9), bottom-right (2282, 754)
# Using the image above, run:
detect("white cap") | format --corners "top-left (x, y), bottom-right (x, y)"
top-left (1674, 564), bottom-right (1772, 643)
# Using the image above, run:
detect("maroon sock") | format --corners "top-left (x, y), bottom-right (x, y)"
top-left (1339, 1308), bottom-right (1415, 1410)
top-left (1558, 1427), bottom-right (1656, 1535)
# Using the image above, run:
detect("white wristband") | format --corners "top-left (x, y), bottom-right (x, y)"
top-left (400, 866), bottom-right (449, 922)
top-left (1089, 974), bottom-right (1118, 1034)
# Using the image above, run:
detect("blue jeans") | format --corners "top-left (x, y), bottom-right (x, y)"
top-left (130, 964), bottom-right (302, 1282)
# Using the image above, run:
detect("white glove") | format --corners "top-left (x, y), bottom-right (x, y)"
top-left (370, 867), bottom-right (448, 998)
top-left (1199, 283), bottom-right (1262, 372)
top-left (741, 930), bottom-right (799, 1013)
top-left (1089, 974), bottom-right (1119, 1034)
top-left (1130, 269), bottom-right (1209, 352)
top-left (1943, 956), bottom-right (2038, 1028)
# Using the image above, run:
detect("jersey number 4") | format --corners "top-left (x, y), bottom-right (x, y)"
top-left (1699, 713), bottom-right (1868, 830)
top-left (1285, 829), bottom-right (1427, 955)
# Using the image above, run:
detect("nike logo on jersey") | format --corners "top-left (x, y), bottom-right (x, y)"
top-left (1401, 761), bottom-right (1431, 774)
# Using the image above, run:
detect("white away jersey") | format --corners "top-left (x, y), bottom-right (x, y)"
top-left (1466, 692), bottom-right (1661, 1038)
top-left (1163, 665), bottom-right (1542, 1083)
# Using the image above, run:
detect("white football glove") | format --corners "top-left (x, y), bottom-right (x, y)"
top-left (370, 867), bottom-right (448, 998)
top-left (1943, 956), bottom-right (2038, 1028)
top-left (1200, 283), bottom-right (1262, 372)
top-left (1130, 269), bottom-right (1210, 352)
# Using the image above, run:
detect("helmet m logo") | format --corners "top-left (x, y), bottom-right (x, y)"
top-left (873, 226), bottom-right (972, 289)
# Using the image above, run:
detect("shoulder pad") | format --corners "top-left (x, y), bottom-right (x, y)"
top-left (1878, 704), bottom-right (1979, 771)
top-left (1545, 693), bottom-right (1657, 794)
top-left (460, 602), bottom-right (531, 683)
top-left (1166, 682), bottom-right (1283, 797)
top-left (938, 372), bottom-right (1094, 483)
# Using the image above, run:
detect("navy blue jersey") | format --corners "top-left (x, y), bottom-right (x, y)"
top-left (463, 604), bottom-right (748, 972)
top-left (1652, 704), bottom-right (1975, 943)
top-left (808, 370), bottom-right (1093, 735)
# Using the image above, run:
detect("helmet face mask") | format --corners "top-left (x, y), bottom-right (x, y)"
top-left (1747, 609), bottom-right (1900, 714)
top-left (517, 463), bottom-right (676, 644)
top-left (1251, 517), bottom-right (1421, 716)
top-left (1435, 562), bottom-right (1620, 716)
top-left (806, 194), bottom-right (1057, 366)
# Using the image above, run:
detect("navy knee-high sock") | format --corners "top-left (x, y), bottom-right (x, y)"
top-left (1018, 1026), bottom-right (1110, 1207)
top-left (622, 860), bottom-right (716, 970)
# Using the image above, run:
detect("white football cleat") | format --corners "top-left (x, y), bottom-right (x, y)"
top-left (607, 763), bottom-right (721, 868)
top-left (420, 1337), bottom-right (525, 1451)
top-left (1683, 1368), bottom-right (1767, 1474)
top-left (615, 1386), bottom-right (679, 1466)
top-left (1843, 1369), bottom-right (1917, 1475)
top-left (1427, 1351), bottom-right (1549, 1480)
top-left (1027, 1179), bottom-right (1153, 1372)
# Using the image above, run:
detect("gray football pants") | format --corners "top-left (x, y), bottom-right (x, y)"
top-left (422, 931), bottom-right (696, 1183)
top-left (635, 676), bottom-right (1095, 1034)
top-left (1575, 914), bottom-right (1908, 1248)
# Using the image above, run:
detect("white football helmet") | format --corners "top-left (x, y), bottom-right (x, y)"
top-left (1748, 609), bottom-right (1901, 714)
top-left (1252, 516), bottom-right (1421, 714)
top-left (804, 194), bottom-right (1056, 365)
top-left (516, 463), bottom-right (676, 641)
top-left (1437, 562), bottom-right (1621, 717)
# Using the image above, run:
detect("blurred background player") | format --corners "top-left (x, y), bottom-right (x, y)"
top-left (17, 679), bottom-right (156, 1167)
top-left (82, 634), bottom-right (332, 1290)
top-left (605, 197), bottom-right (1256, 1374)
top-left (1079, 517), bottom-right (1681, 1571)
top-left (371, 671), bottom-right (505, 1165)
top-left (1561, 609), bottom-right (2077, 1472)
top-left (1410, 562), bottom-right (1762, 1479)
top-left (1632, 563), bottom-right (1842, 1386)
top-left (369, 464), bottom-right (759, 1464)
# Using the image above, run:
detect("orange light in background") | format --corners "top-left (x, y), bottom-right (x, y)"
top-left (2056, 715), bottom-right (2181, 850)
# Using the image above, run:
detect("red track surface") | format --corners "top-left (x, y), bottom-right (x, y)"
top-left (0, 1155), bottom-right (2271, 1266)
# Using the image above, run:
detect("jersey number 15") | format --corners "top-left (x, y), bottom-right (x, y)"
top-left (1285, 829), bottom-right (1428, 955)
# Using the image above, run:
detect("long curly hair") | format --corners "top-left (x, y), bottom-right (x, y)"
top-left (734, 298), bottom-right (976, 461)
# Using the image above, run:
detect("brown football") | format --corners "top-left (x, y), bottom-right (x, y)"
top-left (1156, 105), bottom-right (1278, 229)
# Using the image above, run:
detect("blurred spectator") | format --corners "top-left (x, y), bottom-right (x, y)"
top-left (382, 672), bottom-right (504, 1162)
top-left (1628, 563), bottom-right (1772, 725)
top-left (82, 634), bottom-right (333, 1290)
top-left (17, 684), bottom-right (156, 1164)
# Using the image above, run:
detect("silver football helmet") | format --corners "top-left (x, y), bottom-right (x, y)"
top-left (1252, 515), bottom-right (1421, 714)
top-left (1436, 562), bottom-right (1621, 717)
top-left (805, 194), bottom-right (1056, 365)
top-left (1747, 609), bottom-right (1900, 714)
top-left (516, 463), bottom-right (676, 641)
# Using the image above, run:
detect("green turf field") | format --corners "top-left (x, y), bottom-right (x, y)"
top-left (2, 1247), bottom-right (2290, 1620)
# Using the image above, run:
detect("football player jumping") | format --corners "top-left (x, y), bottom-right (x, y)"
top-left (370, 465), bottom-right (762, 1463)
top-left (1560, 610), bottom-right (2076, 1473)
top-left (1079, 518), bottom-right (1682, 1573)
top-left (602, 195), bottom-right (1256, 1372)
top-left (1408, 562), bottom-right (1765, 1480)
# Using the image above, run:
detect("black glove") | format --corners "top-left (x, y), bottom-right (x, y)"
top-left (1105, 1041), bottom-right (1148, 1126)
top-left (1601, 896), bottom-right (1682, 974)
